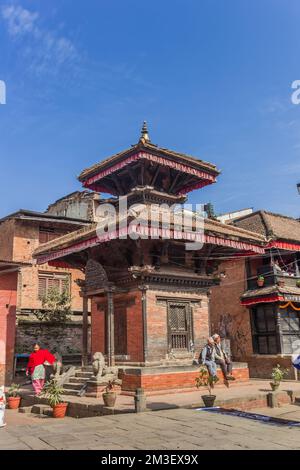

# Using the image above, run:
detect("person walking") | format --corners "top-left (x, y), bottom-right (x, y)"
top-left (212, 334), bottom-right (235, 382)
top-left (26, 343), bottom-right (56, 396)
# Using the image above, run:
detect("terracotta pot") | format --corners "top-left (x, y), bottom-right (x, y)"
top-left (7, 396), bottom-right (21, 409)
top-left (103, 391), bottom-right (117, 407)
top-left (201, 394), bottom-right (216, 407)
top-left (257, 279), bottom-right (264, 287)
top-left (52, 403), bottom-right (68, 418)
top-left (270, 382), bottom-right (280, 392)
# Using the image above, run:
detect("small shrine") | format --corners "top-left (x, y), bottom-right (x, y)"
top-left (34, 124), bottom-right (265, 393)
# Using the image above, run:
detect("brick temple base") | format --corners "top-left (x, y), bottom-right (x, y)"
top-left (119, 363), bottom-right (249, 395)
top-left (86, 381), bottom-right (122, 398)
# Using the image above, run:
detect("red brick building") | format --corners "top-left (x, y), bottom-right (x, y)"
top-left (0, 260), bottom-right (27, 385)
top-left (0, 207), bottom-right (91, 368)
top-left (211, 210), bottom-right (300, 379)
top-left (34, 125), bottom-right (265, 393)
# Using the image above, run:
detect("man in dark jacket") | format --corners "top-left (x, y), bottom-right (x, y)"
top-left (199, 337), bottom-right (218, 379)
top-left (212, 334), bottom-right (235, 381)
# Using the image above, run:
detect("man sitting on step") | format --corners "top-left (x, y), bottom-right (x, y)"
top-left (212, 334), bottom-right (236, 383)
top-left (199, 337), bottom-right (219, 384)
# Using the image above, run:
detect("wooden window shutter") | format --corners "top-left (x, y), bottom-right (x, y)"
top-left (38, 276), bottom-right (47, 299)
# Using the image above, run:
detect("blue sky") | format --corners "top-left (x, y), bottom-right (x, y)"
top-left (0, 0), bottom-right (300, 219)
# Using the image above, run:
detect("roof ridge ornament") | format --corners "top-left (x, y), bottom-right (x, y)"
top-left (139, 120), bottom-right (151, 143)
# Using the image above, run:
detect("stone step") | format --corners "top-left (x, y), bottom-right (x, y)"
top-left (31, 404), bottom-right (52, 415)
top-left (62, 389), bottom-right (81, 396)
top-left (75, 371), bottom-right (94, 378)
top-left (69, 377), bottom-right (88, 384)
top-left (64, 382), bottom-right (84, 391)
top-left (19, 406), bottom-right (33, 414)
top-left (81, 366), bottom-right (93, 372)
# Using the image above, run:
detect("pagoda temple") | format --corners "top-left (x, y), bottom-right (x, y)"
top-left (34, 124), bottom-right (265, 393)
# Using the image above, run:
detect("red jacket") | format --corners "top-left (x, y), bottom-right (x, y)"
top-left (26, 349), bottom-right (56, 375)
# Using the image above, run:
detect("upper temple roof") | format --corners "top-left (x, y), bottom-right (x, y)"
top-left (78, 125), bottom-right (220, 196)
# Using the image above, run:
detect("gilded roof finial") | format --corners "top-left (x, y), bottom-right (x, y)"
top-left (139, 121), bottom-right (150, 143)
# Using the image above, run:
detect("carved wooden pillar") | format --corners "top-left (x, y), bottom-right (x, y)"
top-left (139, 283), bottom-right (148, 364)
top-left (107, 287), bottom-right (115, 367)
top-left (82, 293), bottom-right (89, 366)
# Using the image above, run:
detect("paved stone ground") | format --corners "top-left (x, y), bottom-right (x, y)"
top-left (1, 407), bottom-right (300, 450)
top-left (16, 379), bottom-right (300, 413)
top-left (250, 404), bottom-right (300, 422)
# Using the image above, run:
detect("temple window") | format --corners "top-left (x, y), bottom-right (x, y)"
top-left (167, 302), bottom-right (192, 351)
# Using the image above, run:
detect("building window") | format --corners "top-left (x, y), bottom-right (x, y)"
top-left (39, 227), bottom-right (65, 244)
top-left (251, 304), bottom-right (279, 354)
top-left (280, 307), bottom-right (300, 354)
top-left (167, 302), bottom-right (192, 351)
top-left (38, 272), bottom-right (69, 300)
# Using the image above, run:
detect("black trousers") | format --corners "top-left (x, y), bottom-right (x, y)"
top-left (215, 358), bottom-right (232, 378)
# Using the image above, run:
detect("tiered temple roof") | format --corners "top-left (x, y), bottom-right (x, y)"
top-left (78, 122), bottom-right (220, 196)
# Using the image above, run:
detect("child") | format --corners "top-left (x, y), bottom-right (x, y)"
top-left (0, 386), bottom-right (6, 428)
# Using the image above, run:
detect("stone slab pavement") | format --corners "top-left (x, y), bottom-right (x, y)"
top-left (1, 406), bottom-right (300, 450)
top-left (17, 379), bottom-right (300, 413)
top-left (250, 404), bottom-right (300, 422)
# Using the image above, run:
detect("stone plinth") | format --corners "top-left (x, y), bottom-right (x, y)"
top-left (119, 362), bottom-right (250, 395)
top-left (86, 380), bottom-right (122, 398)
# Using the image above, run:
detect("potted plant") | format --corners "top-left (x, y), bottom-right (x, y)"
top-left (103, 380), bottom-right (117, 407)
top-left (40, 379), bottom-right (68, 418)
top-left (195, 366), bottom-right (218, 407)
top-left (296, 280), bottom-right (300, 288)
top-left (270, 364), bottom-right (288, 391)
top-left (257, 275), bottom-right (265, 287)
top-left (7, 383), bottom-right (21, 409)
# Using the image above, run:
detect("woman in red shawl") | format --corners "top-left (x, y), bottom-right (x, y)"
top-left (26, 343), bottom-right (56, 396)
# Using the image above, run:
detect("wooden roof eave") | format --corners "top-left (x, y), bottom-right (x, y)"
top-left (78, 143), bottom-right (220, 185)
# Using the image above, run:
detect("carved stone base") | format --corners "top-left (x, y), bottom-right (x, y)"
top-left (86, 380), bottom-right (122, 398)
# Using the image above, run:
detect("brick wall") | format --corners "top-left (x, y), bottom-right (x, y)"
top-left (210, 259), bottom-right (253, 360)
top-left (90, 289), bottom-right (143, 363)
top-left (11, 220), bottom-right (85, 312)
top-left (146, 289), bottom-right (209, 363)
top-left (91, 288), bottom-right (214, 366)
top-left (0, 219), bottom-right (15, 261)
top-left (0, 271), bottom-right (18, 385)
top-left (247, 355), bottom-right (297, 380)
top-left (18, 265), bottom-right (85, 312)
top-left (121, 365), bottom-right (249, 393)
top-left (91, 297), bottom-right (105, 356)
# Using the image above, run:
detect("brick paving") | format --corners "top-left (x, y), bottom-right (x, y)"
top-left (1, 406), bottom-right (300, 450)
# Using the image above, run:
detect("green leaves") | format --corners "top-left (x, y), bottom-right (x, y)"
top-left (271, 364), bottom-right (289, 383)
top-left (7, 383), bottom-right (20, 397)
top-left (35, 283), bottom-right (72, 324)
top-left (195, 366), bottom-right (218, 395)
top-left (40, 379), bottom-right (64, 408)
